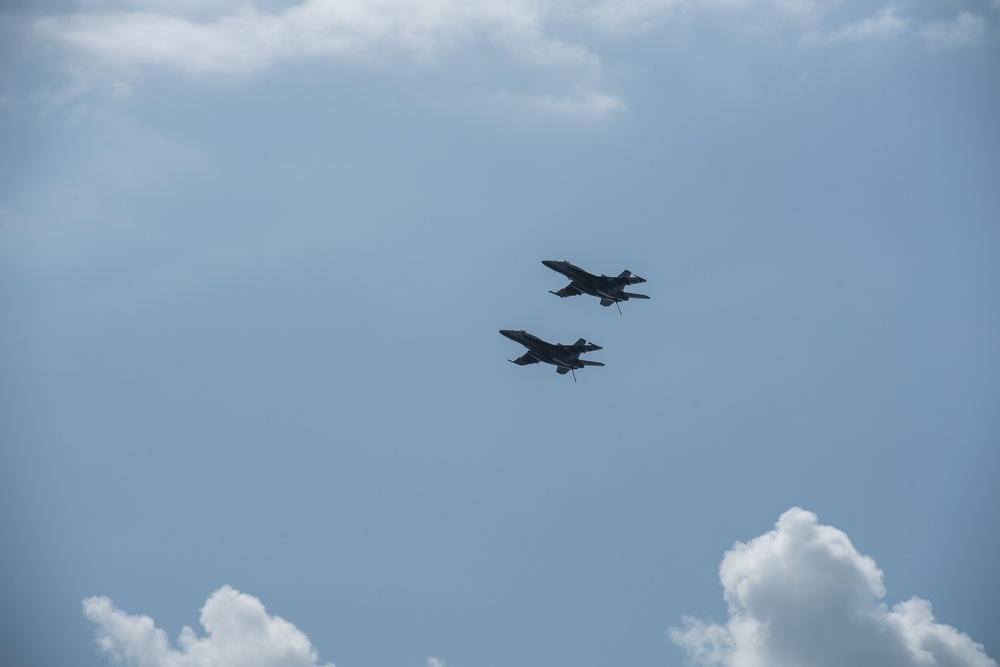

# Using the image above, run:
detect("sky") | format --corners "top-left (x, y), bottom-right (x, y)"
top-left (1, 1), bottom-right (998, 666)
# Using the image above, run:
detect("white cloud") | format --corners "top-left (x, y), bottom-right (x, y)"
top-left (37, 1), bottom-right (501, 75)
top-left (34, 0), bottom-right (624, 117)
top-left (918, 13), bottom-right (988, 50)
top-left (34, 1), bottom-right (605, 80)
top-left (581, 0), bottom-right (826, 35)
top-left (28, 1), bottom-right (997, 116)
top-left (800, 6), bottom-right (908, 45)
top-left (68, 0), bottom-right (256, 18)
top-left (669, 508), bottom-right (997, 667)
top-left (800, 7), bottom-right (995, 49)
top-left (495, 88), bottom-right (627, 120)
top-left (83, 585), bottom-right (336, 667)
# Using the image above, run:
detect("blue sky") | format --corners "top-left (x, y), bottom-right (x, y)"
top-left (1, 1), bottom-right (998, 666)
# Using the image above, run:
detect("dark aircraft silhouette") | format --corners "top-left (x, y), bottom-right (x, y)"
top-left (499, 329), bottom-right (604, 382)
top-left (542, 259), bottom-right (649, 314)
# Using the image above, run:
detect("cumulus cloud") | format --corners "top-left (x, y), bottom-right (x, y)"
top-left (669, 508), bottom-right (997, 667)
top-left (83, 585), bottom-right (336, 667)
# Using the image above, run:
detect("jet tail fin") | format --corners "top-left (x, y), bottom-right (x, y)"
top-left (573, 338), bottom-right (587, 346)
top-left (618, 270), bottom-right (646, 285)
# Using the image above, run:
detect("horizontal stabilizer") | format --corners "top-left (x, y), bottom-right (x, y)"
top-left (579, 360), bottom-right (605, 367)
top-left (622, 292), bottom-right (649, 300)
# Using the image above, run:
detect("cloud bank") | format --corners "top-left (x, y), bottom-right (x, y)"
top-left (36, 0), bottom-right (578, 76)
top-left (84, 512), bottom-right (996, 667)
top-left (83, 585), bottom-right (337, 667)
top-left (29, 1), bottom-right (996, 118)
top-left (34, 0), bottom-right (620, 119)
top-left (669, 508), bottom-right (997, 667)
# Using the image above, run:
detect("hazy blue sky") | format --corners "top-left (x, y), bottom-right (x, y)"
top-left (2, 2), bottom-right (998, 666)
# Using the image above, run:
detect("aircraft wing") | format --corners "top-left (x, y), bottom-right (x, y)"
top-left (550, 283), bottom-right (583, 298)
top-left (509, 353), bottom-right (540, 366)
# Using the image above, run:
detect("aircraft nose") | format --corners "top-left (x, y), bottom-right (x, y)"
top-left (499, 329), bottom-right (516, 340)
top-left (541, 260), bottom-right (560, 269)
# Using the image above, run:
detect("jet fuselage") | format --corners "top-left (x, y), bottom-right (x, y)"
top-left (541, 259), bottom-right (648, 306)
top-left (499, 329), bottom-right (602, 371)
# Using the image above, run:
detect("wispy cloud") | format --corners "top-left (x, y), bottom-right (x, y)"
top-left (669, 508), bottom-right (997, 667)
top-left (37, 1), bottom-right (534, 75)
top-left (494, 88), bottom-right (627, 120)
top-left (25, 1), bottom-right (999, 117)
top-left (84, 585), bottom-right (336, 667)
top-left (800, 6), bottom-right (908, 45)
top-left (581, 0), bottom-right (826, 35)
top-left (800, 5), bottom-right (995, 49)
top-left (34, 0), bottom-right (623, 119)
top-left (918, 13), bottom-right (988, 50)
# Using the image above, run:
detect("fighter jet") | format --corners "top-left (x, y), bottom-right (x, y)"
top-left (542, 259), bottom-right (649, 314)
top-left (499, 329), bottom-right (604, 382)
